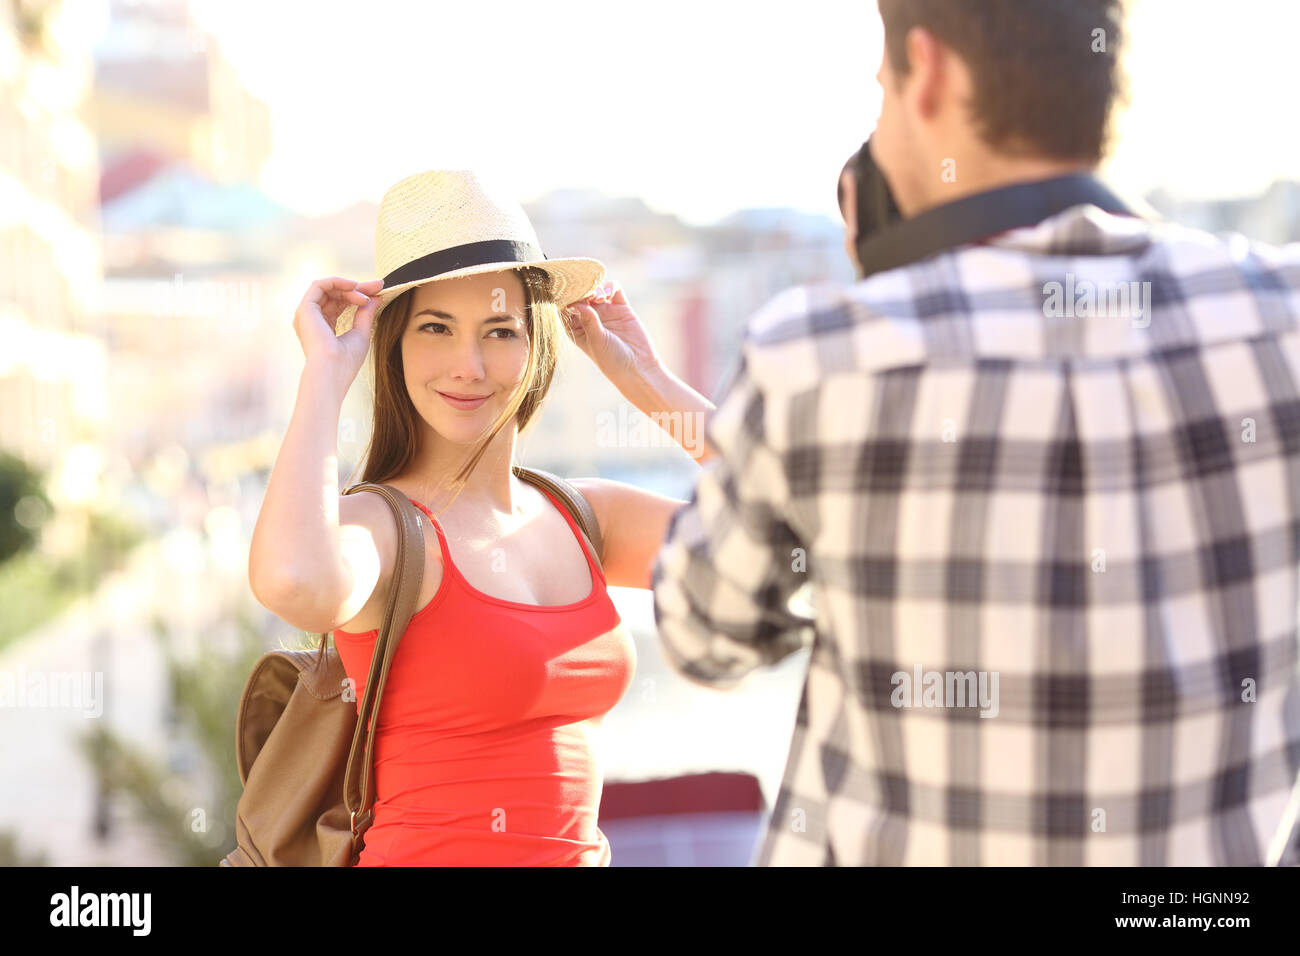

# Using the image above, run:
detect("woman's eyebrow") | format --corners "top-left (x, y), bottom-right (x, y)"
top-left (413, 309), bottom-right (519, 323)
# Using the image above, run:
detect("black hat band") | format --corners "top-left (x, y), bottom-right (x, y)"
top-left (383, 239), bottom-right (547, 288)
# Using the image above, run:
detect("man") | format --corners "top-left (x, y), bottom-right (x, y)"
top-left (651, 0), bottom-right (1300, 866)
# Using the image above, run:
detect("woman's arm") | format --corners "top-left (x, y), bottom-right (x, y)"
top-left (572, 478), bottom-right (687, 590)
top-left (563, 280), bottom-right (717, 463)
top-left (248, 362), bottom-right (353, 621)
top-left (248, 277), bottom-right (387, 631)
top-left (562, 279), bottom-right (726, 588)
top-left (613, 363), bottom-right (717, 464)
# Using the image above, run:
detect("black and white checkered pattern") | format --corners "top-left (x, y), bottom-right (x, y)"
top-left (651, 201), bottom-right (1300, 865)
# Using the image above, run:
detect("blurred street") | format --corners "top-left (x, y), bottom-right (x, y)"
top-left (0, 525), bottom-right (233, 865)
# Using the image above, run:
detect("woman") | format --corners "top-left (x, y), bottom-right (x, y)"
top-left (248, 170), bottom-right (715, 865)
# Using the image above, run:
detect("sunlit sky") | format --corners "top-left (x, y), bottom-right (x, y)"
top-left (150, 0), bottom-right (1300, 225)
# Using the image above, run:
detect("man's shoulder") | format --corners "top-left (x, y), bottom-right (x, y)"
top-left (740, 216), bottom-right (1300, 393)
top-left (739, 277), bottom-right (933, 394)
top-left (747, 276), bottom-right (916, 339)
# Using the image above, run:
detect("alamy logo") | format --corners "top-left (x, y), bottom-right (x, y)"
top-left (0, 666), bottom-right (103, 717)
top-left (890, 665), bottom-right (1000, 718)
top-left (1042, 274), bottom-right (1151, 327)
top-left (49, 886), bottom-right (151, 936)
top-left (595, 405), bottom-right (707, 458)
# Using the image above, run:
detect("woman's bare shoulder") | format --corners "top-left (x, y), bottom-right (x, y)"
top-left (334, 486), bottom-right (442, 635)
top-left (339, 487), bottom-right (400, 542)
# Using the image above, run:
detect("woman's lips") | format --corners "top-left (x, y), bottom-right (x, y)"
top-left (437, 390), bottom-right (490, 410)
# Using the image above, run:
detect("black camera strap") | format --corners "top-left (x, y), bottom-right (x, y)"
top-left (854, 172), bottom-right (1143, 280)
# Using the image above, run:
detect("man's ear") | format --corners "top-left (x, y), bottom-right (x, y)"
top-left (901, 25), bottom-right (945, 121)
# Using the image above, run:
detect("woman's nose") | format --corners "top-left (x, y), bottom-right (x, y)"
top-left (449, 339), bottom-right (485, 380)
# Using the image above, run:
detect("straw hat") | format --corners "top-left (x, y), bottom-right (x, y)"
top-left (334, 169), bottom-right (606, 335)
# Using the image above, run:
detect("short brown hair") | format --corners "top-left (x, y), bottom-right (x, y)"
top-left (877, 0), bottom-right (1128, 164)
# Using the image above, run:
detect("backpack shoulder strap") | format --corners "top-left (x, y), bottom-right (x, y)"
top-left (338, 481), bottom-right (426, 835)
top-left (513, 465), bottom-right (603, 570)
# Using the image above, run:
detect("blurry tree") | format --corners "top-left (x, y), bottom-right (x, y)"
top-left (76, 603), bottom-right (288, 866)
top-left (0, 830), bottom-right (51, 866)
top-left (0, 450), bottom-right (50, 565)
top-left (0, 504), bottom-right (147, 651)
top-left (11, 0), bottom-right (58, 57)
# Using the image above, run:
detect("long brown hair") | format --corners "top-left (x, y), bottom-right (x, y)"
top-left (312, 265), bottom-right (564, 668)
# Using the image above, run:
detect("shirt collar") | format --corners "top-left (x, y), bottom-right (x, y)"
top-left (854, 173), bottom-right (1146, 279)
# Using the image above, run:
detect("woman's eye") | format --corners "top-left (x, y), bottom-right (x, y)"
top-left (417, 322), bottom-right (518, 338)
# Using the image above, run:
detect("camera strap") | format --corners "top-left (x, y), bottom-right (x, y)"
top-left (854, 172), bottom-right (1144, 280)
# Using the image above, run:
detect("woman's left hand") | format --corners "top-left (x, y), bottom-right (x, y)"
top-left (562, 280), bottom-right (663, 387)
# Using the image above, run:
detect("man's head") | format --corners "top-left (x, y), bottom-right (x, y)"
top-left (870, 0), bottom-right (1128, 218)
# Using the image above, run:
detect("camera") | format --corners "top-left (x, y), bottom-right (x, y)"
top-left (838, 136), bottom-right (903, 276)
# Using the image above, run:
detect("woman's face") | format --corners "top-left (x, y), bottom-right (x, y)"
top-left (400, 270), bottom-right (530, 445)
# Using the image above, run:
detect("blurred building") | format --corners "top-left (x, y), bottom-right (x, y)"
top-left (88, 0), bottom-right (291, 479)
top-left (1146, 180), bottom-right (1300, 246)
top-left (92, 166), bottom-right (288, 468)
top-left (91, 0), bottom-right (270, 187)
top-left (0, 0), bottom-right (107, 474)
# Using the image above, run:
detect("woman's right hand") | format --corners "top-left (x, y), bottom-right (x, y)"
top-left (293, 276), bottom-right (385, 388)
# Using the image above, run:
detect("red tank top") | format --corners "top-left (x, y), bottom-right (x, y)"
top-left (332, 486), bottom-right (636, 866)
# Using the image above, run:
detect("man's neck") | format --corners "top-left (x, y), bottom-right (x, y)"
top-left (902, 158), bottom-right (1098, 219)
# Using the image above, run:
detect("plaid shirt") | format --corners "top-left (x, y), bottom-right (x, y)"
top-left (650, 196), bottom-right (1300, 866)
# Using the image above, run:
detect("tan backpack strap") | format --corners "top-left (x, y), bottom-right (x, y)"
top-left (513, 465), bottom-right (603, 570)
top-left (338, 482), bottom-right (426, 837)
